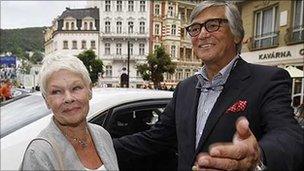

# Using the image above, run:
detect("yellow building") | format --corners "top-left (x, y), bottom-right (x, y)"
top-left (150, 0), bottom-right (201, 87)
top-left (239, 0), bottom-right (304, 107)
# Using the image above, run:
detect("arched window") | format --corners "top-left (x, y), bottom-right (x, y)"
top-left (90, 22), bottom-right (93, 30)
top-left (65, 22), bottom-right (69, 30)
top-left (71, 22), bottom-right (74, 30)
top-left (84, 22), bottom-right (88, 30)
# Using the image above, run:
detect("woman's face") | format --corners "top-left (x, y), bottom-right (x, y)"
top-left (44, 69), bottom-right (91, 126)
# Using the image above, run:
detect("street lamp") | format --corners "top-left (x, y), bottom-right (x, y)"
top-left (127, 41), bottom-right (130, 88)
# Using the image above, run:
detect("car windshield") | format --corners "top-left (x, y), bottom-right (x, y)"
top-left (0, 94), bottom-right (51, 138)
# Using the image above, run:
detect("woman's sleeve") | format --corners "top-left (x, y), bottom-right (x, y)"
top-left (20, 140), bottom-right (55, 170)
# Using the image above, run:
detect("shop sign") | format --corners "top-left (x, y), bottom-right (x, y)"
top-left (259, 51), bottom-right (292, 60)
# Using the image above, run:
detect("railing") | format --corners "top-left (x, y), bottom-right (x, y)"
top-left (285, 26), bottom-right (304, 45)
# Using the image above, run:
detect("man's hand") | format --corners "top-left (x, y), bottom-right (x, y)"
top-left (193, 117), bottom-right (261, 171)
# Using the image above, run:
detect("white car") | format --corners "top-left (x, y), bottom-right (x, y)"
top-left (1, 88), bottom-right (177, 170)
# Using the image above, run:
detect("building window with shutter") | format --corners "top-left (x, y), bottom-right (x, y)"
top-left (116, 43), bottom-right (122, 55)
top-left (105, 21), bottom-right (111, 33)
top-left (140, 1), bottom-right (145, 12)
top-left (139, 22), bottom-right (145, 34)
top-left (105, 1), bottom-right (111, 12)
top-left (253, 6), bottom-right (279, 49)
top-left (81, 40), bottom-right (87, 49)
top-left (155, 4), bottom-right (160, 15)
top-left (63, 40), bottom-right (68, 49)
top-left (291, 1), bottom-right (304, 43)
top-left (128, 21), bottom-right (134, 34)
top-left (117, 21), bottom-right (122, 34)
top-left (91, 40), bottom-right (96, 49)
top-left (72, 40), bottom-right (77, 49)
top-left (139, 43), bottom-right (145, 55)
top-left (105, 43), bottom-right (110, 55)
top-left (128, 0), bottom-right (134, 12)
top-left (117, 0), bottom-right (122, 12)
top-left (171, 24), bottom-right (176, 35)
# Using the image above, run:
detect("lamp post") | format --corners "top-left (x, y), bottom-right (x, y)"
top-left (127, 41), bottom-right (130, 88)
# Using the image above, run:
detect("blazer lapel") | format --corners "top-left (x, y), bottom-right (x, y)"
top-left (194, 59), bottom-right (251, 155)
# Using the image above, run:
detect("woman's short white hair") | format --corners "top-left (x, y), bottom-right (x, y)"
top-left (39, 55), bottom-right (91, 96)
top-left (190, 1), bottom-right (244, 54)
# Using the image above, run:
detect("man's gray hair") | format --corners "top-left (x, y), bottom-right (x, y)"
top-left (39, 55), bottom-right (91, 96)
top-left (190, 1), bottom-right (244, 54)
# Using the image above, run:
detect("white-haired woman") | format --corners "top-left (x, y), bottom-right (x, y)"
top-left (20, 55), bottom-right (119, 170)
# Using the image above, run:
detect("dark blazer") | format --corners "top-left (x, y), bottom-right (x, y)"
top-left (114, 59), bottom-right (303, 170)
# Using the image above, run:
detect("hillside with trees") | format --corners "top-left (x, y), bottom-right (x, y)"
top-left (0, 27), bottom-right (45, 54)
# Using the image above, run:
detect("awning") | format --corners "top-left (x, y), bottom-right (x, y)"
top-left (284, 66), bottom-right (304, 78)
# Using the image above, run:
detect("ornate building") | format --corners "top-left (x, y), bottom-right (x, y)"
top-left (150, 0), bottom-right (201, 87)
top-left (44, 7), bottom-right (99, 57)
top-left (239, 0), bottom-right (304, 107)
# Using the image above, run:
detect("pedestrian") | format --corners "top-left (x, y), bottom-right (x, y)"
top-left (113, 1), bottom-right (303, 171)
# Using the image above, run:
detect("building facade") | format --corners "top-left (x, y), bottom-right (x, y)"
top-left (239, 0), bottom-right (304, 107)
top-left (150, 0), bottom-right (201, 87)
top-left (87, 0), bottom-right (150, 88)
top-left (44, 7), bottom-right (100, 58)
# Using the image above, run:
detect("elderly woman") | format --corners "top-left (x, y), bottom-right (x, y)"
top-left (20, 55), bottom-right (119, 170)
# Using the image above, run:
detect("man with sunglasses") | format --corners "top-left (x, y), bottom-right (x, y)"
top-left (114, 1), bottom-right (303, 170)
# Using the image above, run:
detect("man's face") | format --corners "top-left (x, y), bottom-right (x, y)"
top-left (190, 6), bottom-right (238, 65)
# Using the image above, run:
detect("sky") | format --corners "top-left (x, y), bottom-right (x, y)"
top-left (1, 0), bottom-right (88, 29)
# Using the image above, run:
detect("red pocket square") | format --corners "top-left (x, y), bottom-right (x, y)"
top-left (226, 100), bottom-right (247, 113)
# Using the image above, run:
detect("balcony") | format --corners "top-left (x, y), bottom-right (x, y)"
top-left (248, 31), bottom-right (279, 51)
top-left (101, 32), bottom-right (149, 40)
top-left (285, 26), bottom-right (304, 45)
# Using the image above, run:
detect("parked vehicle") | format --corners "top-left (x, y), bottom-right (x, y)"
top-left (1, 88), bottom-right (177, 170)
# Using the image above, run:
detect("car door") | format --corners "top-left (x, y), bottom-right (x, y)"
top-left (90, 99), bottom-right (177, 171)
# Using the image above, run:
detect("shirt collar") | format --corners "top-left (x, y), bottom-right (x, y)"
top-left (195, 55), bottom-right (240, 90)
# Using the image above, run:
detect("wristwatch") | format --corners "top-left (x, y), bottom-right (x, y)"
top-left (254, 158), bottom-right (267, 171)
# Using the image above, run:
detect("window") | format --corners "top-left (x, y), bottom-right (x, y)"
top-left (180, 28), bottom-right (185, 39)
top-left (168, 6), bottom-right (174, 17)
top-left (128, 0), bottom-right (134, 12)
top-left (106, 65), bottom-right (112, 77)
top-left (171, 45), bottom-right (176, 58)
top-left (254, 6), bottom-right (279, 49)
top-left (105, 43), bottom-right (111, 55)
top-left (84, 22), bottom-right (88, 30)
top-left (128, 21), bottom-right (134, 34)
top-left (81, 40), bottom-right (87, 49)
top-left (65, 22), bottom-right (69, 30)
top-left (185, 69), bottom-right (191, 78)
top-left (139, 22), bottom-right (145, 34)
top-left (176, 68), bottom-right (183, 80)
top-left (63, 40), bottom-right (68, 49)
top-left (105, 21), bottom-right (111, 33)
top-left (105, 1), bottom-right (111, 11)
top-left (117, 0), bottom-right (122, 12)
top-left (91, 40), bottom-right (96, 49)
top-left (155, 4), bottom-right (160, 15)
top-left (128, 43), bottom-right (133, 55)
top-left (292, 1), bottom-right (304, 42)
top-left (140, 1), bottom-right (145, 12)
top-left (171, 25), bottom-right (176, 35)
top-left (90, 22), bottom-right (93, 30)
top-left (72, 40), bottom-right (77, 49)
top-left (116, 43), bottom-right (122, 55)
top-left (71, 22), bottom-right (75, 30)
top-left (139, 43), bottom-right (145, 55)
top-left (155, 24), bottom-right (160, 35)
top-left (117, 21), bottom-right (122, 34)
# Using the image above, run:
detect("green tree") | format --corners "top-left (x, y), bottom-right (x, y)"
top-left (19, 59), bottom-right (32, 74)
top-left (76, 50), bottom-right (103, 84)
top-left (137, 46), bottom-right (176, 89)
top-left (30, 51), bottom-right (44, 64)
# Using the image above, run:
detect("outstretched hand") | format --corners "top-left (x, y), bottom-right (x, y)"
top-left (193, 117), bottom-right (261, 171)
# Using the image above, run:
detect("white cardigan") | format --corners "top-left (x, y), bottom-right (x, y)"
top-left (20, 118), bottom-right (119, 170)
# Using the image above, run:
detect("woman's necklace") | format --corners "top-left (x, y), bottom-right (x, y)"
top-left (64, 127), bottom-right (89, 149)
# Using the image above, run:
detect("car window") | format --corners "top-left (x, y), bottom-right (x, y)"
top-left (89, 99), bottom-right (169, 138)
top-left (0, 94), bottom-right (51, 138)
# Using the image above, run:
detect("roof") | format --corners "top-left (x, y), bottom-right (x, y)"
top-left (58, 7), bottom-right (99, 20)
